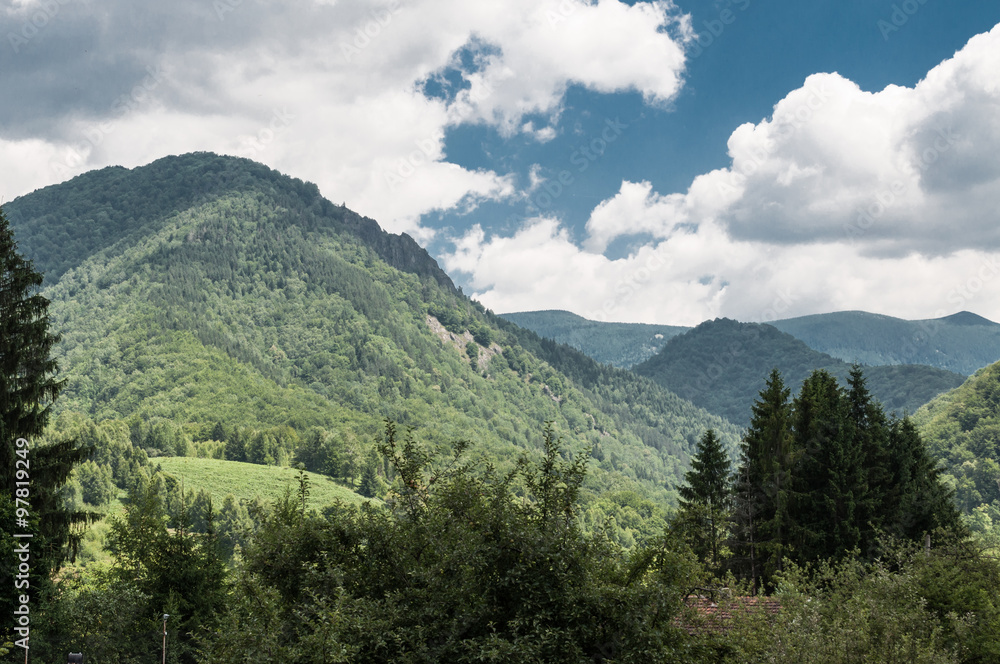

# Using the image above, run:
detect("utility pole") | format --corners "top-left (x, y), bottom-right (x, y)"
top-left (162, 614), bottom-right (170, 664)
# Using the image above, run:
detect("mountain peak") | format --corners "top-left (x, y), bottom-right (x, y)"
top-left (937, 311), bottom-right (998, 327)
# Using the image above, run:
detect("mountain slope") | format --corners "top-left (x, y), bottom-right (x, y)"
top-left (5, 152), bottom-right (738, 511)
top-left (633, 318), bottom-right (966, 427)
top-left (500, 310), bottom-right (689, 368)
top-left (771, 310), bottom-right (1000, 375)
top-left (914, 361), bottom-right (1000, 513)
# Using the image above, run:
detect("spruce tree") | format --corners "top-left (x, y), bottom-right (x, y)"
top-left (729, 368), bottom-right (793, 592)
top-left (846, 365), bottom-right (890, 552)
top-left (889, 415), bottom-right (963, 539)
top-left (789, 370), bottom-right (867, 563)
top-left (676, 428), bottom-right (732, 569)
top-left (1, 206), bottom-right (89, 646)
top-left (1, 205), bottom-right (62, 486)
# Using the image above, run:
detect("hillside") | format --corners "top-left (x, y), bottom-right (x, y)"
top-left (633, 318), bottom-right (966, 427)
top-left (771, 310), bottom-right (1000, 375)
top-left (500, 310), bottom-right (689, 367)
top-left (5, 152), bottom-right (738, 517)
top-left (914, 361), bottom-right (1000, 514)
top-left (153, 456), bottom-right (373, 507)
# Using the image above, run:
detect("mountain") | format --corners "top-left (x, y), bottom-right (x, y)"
top-left (770, 310), bottom-right (1000, 375)
top-left (500, 310), bottom-right (689, 368)
top-left (4, 152), bottom-right (738, 515)
top-left (632, 318), bottom-right (966, 427)
top-left (914, 361), bottom-right (1000, 514)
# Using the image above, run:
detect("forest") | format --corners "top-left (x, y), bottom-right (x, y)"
top-left (3, 154), bottom-right (1000, 662)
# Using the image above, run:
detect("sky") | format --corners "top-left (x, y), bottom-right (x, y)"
top-left (3, 0), bottom-right (1000, 326)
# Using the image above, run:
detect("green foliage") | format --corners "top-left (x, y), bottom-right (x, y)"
top-left (4, 152), bottom-right (747, 539)
top-left (674, 429), bottom-right (732, 570)
top-left (634, 318), bottom-right (966, 427)
top-left (76, 460), bottom-right (115, 506)
top-left (730, 369), bottom-right (794, 592)
top-left (916, 361), bottom-right (1000, 516)
top-left (202, 422), bottom-right (703, 662)
top-left (106, 483), bottom-right (227, 663)
top-left (1, 206), bottom-right (95, 652)
top-left (729, 553), bottom-right (963, 663)
top-left (730, 367), bottom-right (962, 592)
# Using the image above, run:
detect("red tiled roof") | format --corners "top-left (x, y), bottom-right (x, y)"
top-left (677, 595), bottom-right (781, 635)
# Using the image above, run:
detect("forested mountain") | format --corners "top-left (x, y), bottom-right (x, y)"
top-left (500, 309), bottom-right (689, 367)
top-left (915, 361), bottom-right (1000, 517)
top-left (4, 152), bottom-right (738, 519)
top-left (771, 310), bottom-right (1000, 375)
top-left (504, 307), bottom-right (1000, 377)
top-left (633, 318), bottom-right (966, 427)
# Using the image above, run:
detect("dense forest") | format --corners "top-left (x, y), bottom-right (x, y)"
top-left (4, 153), bottom-right (740, 536)
top-left (915, 361), bottom-right (1000, 539)
top-left (633, 318), bottom-right (966, 427)
top-left (4, 154), bottom-right (1000, 662)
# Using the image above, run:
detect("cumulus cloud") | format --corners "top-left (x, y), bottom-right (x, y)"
top-left (446, 24), bottom-right (1000, 324)
top-left (0, 0), bottom-right (690, 238)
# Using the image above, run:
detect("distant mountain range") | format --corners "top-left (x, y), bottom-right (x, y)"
top-left (771, 310), bottom-right (1000, 376)
top-left (500, 310), bottom-right (688, 368)
top-left (631, 318), bottom-right (966, 427)
top-left (502, 309), bottom-right (1000, 375)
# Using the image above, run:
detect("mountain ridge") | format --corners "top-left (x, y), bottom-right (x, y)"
top-left (633, 318), bottom-right (966, 427)
top-left (503, 307), bottom-right (1000, 375)
top-left (5, 153), bottom-right (739, 526)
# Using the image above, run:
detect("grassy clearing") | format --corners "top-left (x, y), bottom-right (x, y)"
top-left (153, 456), bottom-right (373, 508)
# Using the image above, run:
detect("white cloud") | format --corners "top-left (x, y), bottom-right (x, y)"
top-left (446, 215), bottom-right (1000, 326)
top-left (0, 0), bottom-right (690, 239)
top-left (446, 24), bottom-right (1000, 324)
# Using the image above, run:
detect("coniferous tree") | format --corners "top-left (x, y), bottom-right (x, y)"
top-left (846, 365), bottom-right (892, 552)
top-left (1, 204), bottom-right (63, 487)
top-left (1, 207), bottom-right (93, 649)
top-left (788, 370), bottom-right (867, 564)
top-left (889, 415), bottom-right (963, 539)
top-left (729, 368), bottom-right (793, 593)
top-left (675, 429), bottom-right (732, 569)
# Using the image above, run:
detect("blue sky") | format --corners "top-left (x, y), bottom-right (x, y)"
top-left (3, 0), bottom-right (1000, 324)
top-left (432, 0), bottom-right (1000, 257)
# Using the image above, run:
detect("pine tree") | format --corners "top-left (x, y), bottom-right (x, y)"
top-left (789, 369), bottom-right (867, 563)
top-left (676, 429), bottom-right (732, 569)
top-left (729, 368), bottom-right (793, 593)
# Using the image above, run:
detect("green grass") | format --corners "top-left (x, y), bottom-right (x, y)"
top-left (153, 457), bottom-right (375, 508)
